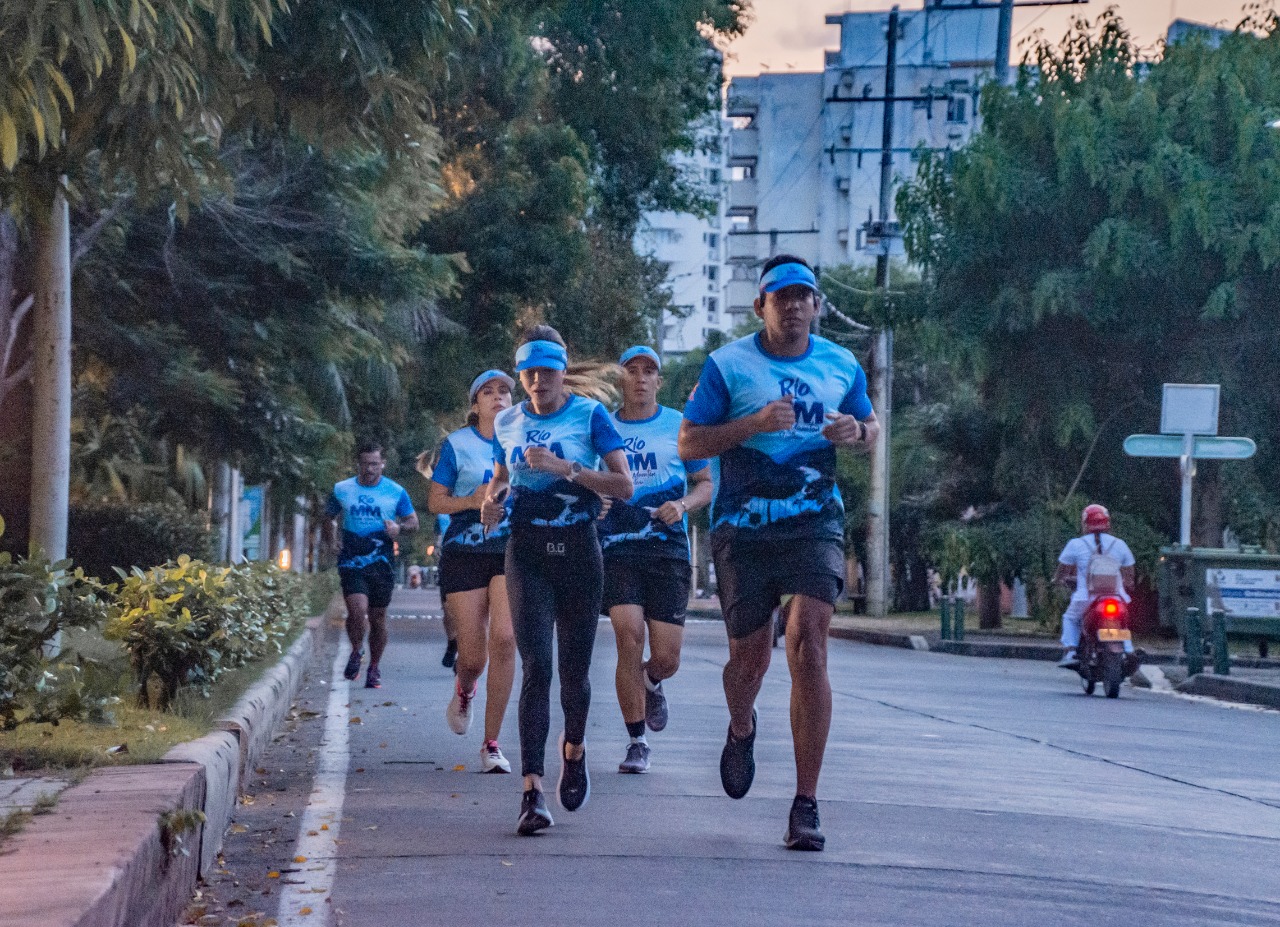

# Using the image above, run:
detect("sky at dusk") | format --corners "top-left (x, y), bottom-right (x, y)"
top-left (723, 0), bottom-right (1264, 75)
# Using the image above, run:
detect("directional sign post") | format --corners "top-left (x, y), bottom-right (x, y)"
top-left (1124, 385), bottom-right (1256, 546)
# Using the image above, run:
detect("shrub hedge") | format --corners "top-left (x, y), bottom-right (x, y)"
top-left (68, 502), bottom-right (215, 581)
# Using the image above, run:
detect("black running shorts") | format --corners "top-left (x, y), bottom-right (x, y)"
top-left (439, 550), bottom-right (506, 598)
top-left (711, 536), bottom-right (845, 639)
top-left (602, 556), bottom-right (691, 626)
top-left (338, 560), bottom-right (396, 610)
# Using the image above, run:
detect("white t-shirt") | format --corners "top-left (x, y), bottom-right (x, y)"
top-left (1059, 533), bottom-right (1135, 603)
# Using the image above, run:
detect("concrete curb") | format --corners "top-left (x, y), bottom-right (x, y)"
top-left (1176, 674), bottom-right (1280, 710)
top-left (161, 614), bottom-right (324, 877)
top-left (0, 764), bottom-right (205, 927)
top-left (933, 640), bottom-right (1064, 661)
top-left (0, 614), bottom-right (326, 927)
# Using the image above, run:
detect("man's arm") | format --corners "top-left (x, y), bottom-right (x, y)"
top-left (678, 396), bottom-right (796, 461)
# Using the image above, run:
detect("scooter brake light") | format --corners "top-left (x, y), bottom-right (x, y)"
top-left (1100, 598), bottom-right (1122, 618)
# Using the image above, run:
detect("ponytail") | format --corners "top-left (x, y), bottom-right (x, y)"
top-left (415, 448), bottom-right (440, 482)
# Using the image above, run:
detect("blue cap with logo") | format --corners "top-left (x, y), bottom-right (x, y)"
top-left (468, 369), bottom-right (515, 403)
top-left (515, 339), bottom-right (568, 372)
top-left (759, 261), bottom-right (819, 295)
top-left (618, 345), bottom-right (662, 370)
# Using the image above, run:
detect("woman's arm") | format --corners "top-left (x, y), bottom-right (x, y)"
top-left (523, 446), bottom-right (634, 499)
top-left (480, 464), bottom-right (512, 529)
top-left (652, 465), bottom-right (714, 526)
top-left (428, 481), bottom-right (488, 516)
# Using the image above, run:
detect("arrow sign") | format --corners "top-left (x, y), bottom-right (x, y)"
top-left (1124, 434), bottom-right (1257, 460)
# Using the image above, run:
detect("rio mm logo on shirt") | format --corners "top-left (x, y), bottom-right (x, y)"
top-left (622, 436), bottom-right (657, 474)
top-left (779, 377), bottom-right (824, 428)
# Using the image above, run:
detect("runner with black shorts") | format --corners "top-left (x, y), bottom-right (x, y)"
top-left (325, 442), bottom-right (419, 690)
top-left (427, 370), bottom-right (517, 773)
top-left (599, 345), bottom-right (712, 774)
top-left (679, 255), bottom-right (879, 851)
top-left (480, 326), bottom-right (633, 835)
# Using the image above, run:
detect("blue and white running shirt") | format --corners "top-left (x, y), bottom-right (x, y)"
top-left (492, 395), bottom-right (625, 529)
top-left (431, 426), bottom-right (510, 554)
top-left (599, 406), bottom-right (708, 560)
top-left (326, 476), bottom-right (415, 569)
top-left (683, 332), bottom-right (872, 545)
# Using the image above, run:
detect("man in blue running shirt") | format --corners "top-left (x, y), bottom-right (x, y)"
top-left (325, 441), bottom-right (419, 689)
top-left (679, 254), bottom-right (879, 852)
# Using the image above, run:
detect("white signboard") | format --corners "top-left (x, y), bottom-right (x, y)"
top-left (1161, 384), bottom-right (1220, 435)
top-left (1206, 568), bottom-right (1280, 618)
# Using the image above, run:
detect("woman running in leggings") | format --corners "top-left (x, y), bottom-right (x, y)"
top-left (428, 370), bottom-right (518, 773)
top-left (481, 326), bottom-right (633, 835)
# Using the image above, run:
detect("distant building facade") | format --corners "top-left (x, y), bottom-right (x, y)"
top-left (725, 4), bottom-right (1001, 317)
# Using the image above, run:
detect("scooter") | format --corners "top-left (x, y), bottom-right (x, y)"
top-left (1076, 596), bottom-right (1141, 698)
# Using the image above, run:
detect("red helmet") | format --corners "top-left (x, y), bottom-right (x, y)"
top-left (1081, 504), bottom-right (1111, 533)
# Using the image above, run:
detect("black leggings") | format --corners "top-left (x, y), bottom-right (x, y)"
top-left (505, 526), bottom-right (604, 778)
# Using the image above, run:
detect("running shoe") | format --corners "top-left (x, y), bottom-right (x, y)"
top-left (556, 732), bottom-right (590, 812)
top-left (446, 679), bottom-right (476, 735)
top-left (783, 795), bottom-right (826, 851)
top-left (516, 788), bottom-right (553, 836)
top-left (618, 741), bottom-right (651, 774)
top-left (441, 637), bottom-right (458, 669)
top-left (481, 740), bottom-right (511, 774)
top-left (342, 649), bottom-right (363, 681)
top-left (719, 707), bottom-right (757, 800)
top-left (364, 664), bottom-right (382, 689)
top-left (644, 677), bottom-right (669, 732)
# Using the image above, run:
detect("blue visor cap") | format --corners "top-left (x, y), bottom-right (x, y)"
top-left (619, 345), bottom-right (662, 370)
top-left (759, 262), bottom-right (819, 295)
top-left (515, 339), bottom-right (568, 372)
top-left (468, 369), bottom-right (515, 404)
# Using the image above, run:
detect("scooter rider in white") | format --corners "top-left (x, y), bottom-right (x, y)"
top-left (1053, 504), bottom-right (1137, 668)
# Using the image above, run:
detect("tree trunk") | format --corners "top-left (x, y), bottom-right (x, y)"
top-left (29, 187), bottom-right (72, 561)
top-left (211, 461), bottom-right (233, 560)
top-left (978, 577), bottom-right (1002, 629)
top-left (0, 212), bottom-right (33, 556)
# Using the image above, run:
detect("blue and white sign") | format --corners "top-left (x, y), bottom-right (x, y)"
top-left (1207, 568), bottom-right (1280, 619)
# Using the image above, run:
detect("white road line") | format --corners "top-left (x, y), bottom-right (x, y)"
top-left (277, 646), bottom-right (351, 926)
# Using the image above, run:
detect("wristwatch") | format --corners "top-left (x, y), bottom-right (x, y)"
top-left (566, 461), bottom-right (584, 482)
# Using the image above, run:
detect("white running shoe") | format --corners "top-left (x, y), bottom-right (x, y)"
top-left (481, 740), bottom-right (511, 773)
top-left (446, 680), bottom-right (475, 735)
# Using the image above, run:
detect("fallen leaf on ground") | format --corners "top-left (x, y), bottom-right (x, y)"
top-left (349, 717), bottom-right (362, 725)
top-left (229, 824), bottom-right (249, 834)
top-left (294, 856), bottom-right (307, 863)
top-left (319, 825), bottom-right (329, 831)
top-left (501, 861), bottom-right (513, 867)
top-left (453, 765), bottom-right (466, 771)
top-left (107, 743), bottom-right (129, 755)
top-left (267, 872), bottom-right (280, 879)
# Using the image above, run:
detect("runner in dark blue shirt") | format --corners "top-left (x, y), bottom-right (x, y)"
top-left (481, 325), bottom-right (633, 835)
top-left (599, 345), bottom-right (712, 775)
top-left (679, 255), bottom-right (879, 851)
top-left (427, 369), bottom-right (517, 774)
top-left (325, 442), bottom-right (419, 690)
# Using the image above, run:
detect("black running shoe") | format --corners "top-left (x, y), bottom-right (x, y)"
top-left (784, 795), bottom-right (826, 851)
top-left (719, 707), bottom-right (757, 800)
top-left (556, 733), bottom-right (590, 812)
top-left (441, 637), bottom-right (458, 669)
top-left (516, 788), bottom-right (554, 836)
top-left (364, 664), bottom-right (381, 689)
top-left (644, 678), bottom-right (669, 732)
top-left (343, 649), bottom-right (363, 681)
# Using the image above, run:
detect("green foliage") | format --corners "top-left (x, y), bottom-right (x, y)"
top-left (898, 9), bottom-right (1280, 559)
top-left (0, 550), bottom-right (113, 731)
top-left (69, 501), bottom-right (215, 582)
top-left (104, 557), bottom-right (308, 708)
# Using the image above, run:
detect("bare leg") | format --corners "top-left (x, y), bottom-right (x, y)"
top-left (723, 623), bottom-right (772, 739)
top-left (784, 595), bottom-right (833, 799)
top-left (610, 605), bottom-right (647, 725)
top-left (485, 576), bottom-right (516, 743)
top-left (367, 607), bottom-right (389, 665)
top-left (645, 620), bottom-right (684, 682)
top-left (344, 594), bottom-right (369, 652)
top-left (450, 587), bottom-right (491, 695)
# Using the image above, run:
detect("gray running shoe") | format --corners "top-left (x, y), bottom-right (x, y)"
top-left (719, 708), bottom-right (757, 799)
top-left (784, 796), bottom-right (825, 851)
top-left (618, 741), bottom-right (651, 774)
top-left (556, 733), bottom-right (591, 812)
top-left (516, 788), bottom-right (553, 836)
top-left (644, 678), bottom-right (669, 732)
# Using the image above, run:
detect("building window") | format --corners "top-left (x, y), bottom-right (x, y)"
top-left (705, 265), bottom-right (719, 282)
top-left (730, 164), bottom-right (756, 181)
top-left (946, 97), bottom-right (967, 124)
top-left (704, 232), bottom-right (720, 249)
top-left (707, 168), bottom-right (721, 185)
top-left (706, 297), bottom-right (719, 320)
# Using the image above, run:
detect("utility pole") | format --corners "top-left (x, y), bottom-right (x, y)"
top-left (995, 0), bottom-right (1014, 85)
top-left (866, 6), bottom-right (899, 619)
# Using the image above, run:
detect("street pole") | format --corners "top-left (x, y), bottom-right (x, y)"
top-left (867, 6), bottom-right (899, 619)
top-left (995, 0), bottom-right (1014, 85)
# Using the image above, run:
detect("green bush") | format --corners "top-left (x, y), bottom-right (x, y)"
top-left (68, 502), bottom-right (215, 581)
top-left (104, 557), bottom-right (308, 708)
top-left (0, 552), bottom-right (114, 730)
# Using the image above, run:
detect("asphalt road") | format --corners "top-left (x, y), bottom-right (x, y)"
top-left (188, 588), bottom-right (1280, 927)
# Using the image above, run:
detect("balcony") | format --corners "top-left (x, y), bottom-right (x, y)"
top-left (729, 128), bottom-right (758, 160)
top-left (726, 278), bottom-right (758, 312)
top-left (727, 232), bottom-right (759, 264)
top-left (729, 177), bottom-right (757, 212)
